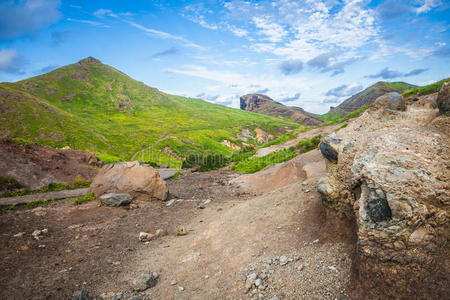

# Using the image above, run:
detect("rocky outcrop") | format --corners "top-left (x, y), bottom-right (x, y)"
top-left (90, 161), bottom-right (168, 201)
top-left (373, 91), bottom-right (406, 111)
top-left (437, 82), bottom-right (450, 114)
top-left (317, 95), bottom-right (449, 298)
top-left (253, 128), bottom-right (274, 144)
top-left (240, 94), bottom-right (323, 126)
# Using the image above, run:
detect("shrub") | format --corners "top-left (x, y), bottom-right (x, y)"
top-left (74, 193), bottom-right (96, 206)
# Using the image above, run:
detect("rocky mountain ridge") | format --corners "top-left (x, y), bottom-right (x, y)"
top-left (240, 94), bottom-right (323, 126)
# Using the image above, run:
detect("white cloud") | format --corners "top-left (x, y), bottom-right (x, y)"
top-left (66, 18), bottom-right (110, 28)
top-left (416, 0), bottom-right (441, 14)
top-left (0, 49), bottom-right (25, 74)
top-left (227, 25), bottom-right (248, 37)
top-left (252, 16), bottom-right (288, 43)
top-left (125, 21), bottom-right (206, 50)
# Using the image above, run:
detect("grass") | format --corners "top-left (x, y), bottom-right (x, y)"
top-left (171, 171), bottom-right (183, 180)
top-left (0, 58), bottom-right (298, 167)
top-left (0, 176), bottom-right (90, 198)
top-left (74, 192), bottom-right (96, 205)
top-left (318, 105), bottom-right (372, 127)
top-left (232, 135), bottom-right (322, 174)
top-left (403, 78), bottom-right (450, 98)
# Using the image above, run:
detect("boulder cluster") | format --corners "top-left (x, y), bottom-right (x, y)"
top-left (317, 87), bottom-right (449, 298)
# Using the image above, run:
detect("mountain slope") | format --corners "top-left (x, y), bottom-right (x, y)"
top-left (0, 57), bottom-right (297, 166)
top-left (240, 94), bottom-right (323, 126)
top-left (318, 81), bottom-right (416, 121)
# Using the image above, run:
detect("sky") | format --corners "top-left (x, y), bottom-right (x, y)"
top-left (0, 0), bottom-right (449, 114)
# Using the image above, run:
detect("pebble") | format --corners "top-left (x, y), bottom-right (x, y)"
top-left (328, 266), bottom-right (338, 273)
top-left (279, 256), bottom-right (289, 266)
top-left (297, 264), bottom-right (304, 271)
top-left (13, 232), bottom-right (26, 237)
top-left (155, 229), bottom-right (168, 237)
top-left (178, 286), bottom-right (184, 292)
top-left (254, 279), bottom-right (261, 287)
top-left (139, 232), bottom-right (154, 242)
top-left (132, 270), bottom-right (159, 291)
top-left (170, 280), bottom-right (177, 285)
top-left (166, 199), bottom-right (175, 207)
top-left (176, 225), bottom-right (187, 236)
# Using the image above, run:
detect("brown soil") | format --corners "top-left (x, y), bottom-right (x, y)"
top-left (0, 152), bottom-right (356, 300)
top-left (0, 139), bottom-right (103, 190)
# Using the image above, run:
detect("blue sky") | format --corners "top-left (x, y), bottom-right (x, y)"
top-left (0, 0), bottom-right (449, 113)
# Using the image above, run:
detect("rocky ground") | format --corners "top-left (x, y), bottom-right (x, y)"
top-left (0, 152), bottom-right (356, 299)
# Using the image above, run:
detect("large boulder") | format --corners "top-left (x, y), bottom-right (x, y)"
top-left (373, 92), bottom-right (406, 111)
top-left (437, 82), bottom-right (450, 114)
top-left (317, 105), bottom-right (449, 298)
top-left (90, 161), bottom-right (168, 201)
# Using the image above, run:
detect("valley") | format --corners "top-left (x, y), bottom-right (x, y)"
top-left (0, 57), bottom-right (449, 300)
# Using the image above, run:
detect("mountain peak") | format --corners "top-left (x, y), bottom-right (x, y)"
top-left (240, 93), bottom-right (323, 126)
top-left (78, 56), bottom-right (102, 65)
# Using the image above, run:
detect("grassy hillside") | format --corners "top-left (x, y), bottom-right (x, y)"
top-left (403, 78), bottom-right (450, 98)
top-left (0, 57), bottom-right (297, 166)
top-left (317, 81), bottom-right (416, 122)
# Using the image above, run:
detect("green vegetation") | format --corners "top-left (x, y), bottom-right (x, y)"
top-left (23, 198), bottom-right (62, 208)
top-left (0, 176), bottom-right (22, 192)
top-left (403, 78), bottom-right (450, 98)
top-left (171, 171), bottom-right (183, 180)
top-left (232, 135), bottom-right (322, 174)
top-left (0, 176), bottom-right (90, 198)
top-left (0, 58), bottom-right (297, 167)
top-left (1, 205), bottom-right (17, 212)
top-left (74, 192), bottom-right (96, 206)
top-left (318, 105), bottom-right (371, 127)
top-left (337, 123), bottom-right (348, 131)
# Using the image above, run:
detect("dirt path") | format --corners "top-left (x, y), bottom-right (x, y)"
top-left (0, 188), bottom-right (90, 207)
top-left (254, 123), bottom-right (347, 158)
top-left (0, 151), bottom-right (356, 299)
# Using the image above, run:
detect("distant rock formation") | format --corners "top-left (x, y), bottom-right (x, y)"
top-left (240, 94), bottom-right (323, 126)
top-left (329, 81), bottom-right (415, 116)
top-left (317, 93), bottom-right (449, 298)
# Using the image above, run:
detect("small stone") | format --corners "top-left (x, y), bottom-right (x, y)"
top-left (204, 275), bottom-right (209, 279)
top-left (32, 230), bottom-right (42, 240)
top-left (279, 256), bottom-right (288, 266)
top-left (297, 264), bottom-right (304, 271)
top-left (198, 204), bottom-right (206, 209)
top-left (72, 290), bottom-right (90, 300)
top-left (176, 225), bottom-right (187, 236)
top-left (254, 279), bottom-right (261, 287)
top-left (132, 269), bottom-right (159, 291)
top-left (166, 199), bottom-right (175, 207)
top-left (203, 199), bottom-right (211, 205)
top-left (258, 272), bottom-right (268, 280)
top-left (139, 232), bottom-right (154, 242)
top-left (328, 266), bottom-right (338, 273)
top-left (178, 286), bottom-right (184, 292)
top-left (170, 280), bottom-right (177, 285)
top-left (13, 232), bottom-right (26, 237)
top-left (155, 229), bottom-right (168, 237)
top-left (99, 193), bottom-right (133, 207)
top-left (269, 296), bottom-right (280, 300)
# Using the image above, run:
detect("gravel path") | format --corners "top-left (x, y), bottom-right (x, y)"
top-left (0, 188), bottom-right (90, 207)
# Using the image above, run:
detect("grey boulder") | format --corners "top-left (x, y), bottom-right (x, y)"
top-left (100, 193), bottom-right (133, 207)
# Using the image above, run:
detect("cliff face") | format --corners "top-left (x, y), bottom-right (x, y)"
top-left (317, 89), bottom-right (449, 298)
top-left (240, 94), bottom-right (323, 126)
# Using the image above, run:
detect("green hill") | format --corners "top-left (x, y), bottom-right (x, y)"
top-left (0, 57), bottom-right (297, 167)
top-left (317, 81), bottom-right (416, 121)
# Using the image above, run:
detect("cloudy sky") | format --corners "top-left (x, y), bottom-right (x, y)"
top-left (0, 0), bottom-right (449, 113)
